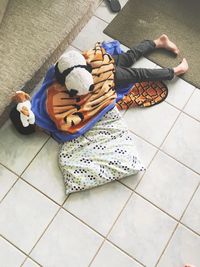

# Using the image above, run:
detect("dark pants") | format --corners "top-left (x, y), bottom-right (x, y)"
top-left (112, 40), bottom-right (174, 86)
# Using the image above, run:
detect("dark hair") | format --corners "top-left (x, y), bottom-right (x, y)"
top-left (9, 106), bottom-right (36, 135)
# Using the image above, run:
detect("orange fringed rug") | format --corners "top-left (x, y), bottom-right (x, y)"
top-left (116, 80), bottom-right (168, 110)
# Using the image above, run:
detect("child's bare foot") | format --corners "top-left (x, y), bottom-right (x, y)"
top-left (154, 34), bottom-right (180, 55)
top-left (173, 58), bottom-right (189, 76)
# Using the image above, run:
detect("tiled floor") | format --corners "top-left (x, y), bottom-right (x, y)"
top-left (0, 1), bottom-right (200, 266)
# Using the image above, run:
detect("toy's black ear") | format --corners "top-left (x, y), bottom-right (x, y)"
top-left (68, 89), bottom-right (78, 97)
top-left (89, 84), bottom-right (94, 91)
top-left (55, 62), bottom-right (66, 85)
top-left (86, 63), bottom-right (92, 73)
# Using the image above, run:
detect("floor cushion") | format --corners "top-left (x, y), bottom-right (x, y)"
top-left (59, 107), bottom-right (145, 194)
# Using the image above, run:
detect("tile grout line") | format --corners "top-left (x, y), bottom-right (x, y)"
top-left (134, 191), bottom-right (200, 237)
top-left (20, 256), bottom-right (43, 267)
top-left (118, 179), bottom-right (200, 238)
top-left (179, 182), bottom-right (200, 223)
top-left (155, 223), bottom-right (179, 267)
top-left (94, 14), bottom-right (111, 25)
top-left (0, 133), bottom-right (50, 181)
top-left (153, 84), bottom-right (200, 266)
top-left (133, 87), bottom-right (200, 190)
top-left (164, 88), bottom-right (200, 123)
top-left (132, 87), bottom-right (200, 264)
top-left (87, 192), bottom-right (135, 267)
top-left (0, 177), bottom-right (20, 206)
top-left (19, 177), bottom-right (67, 207)
top-left (107, 239), bottom-right (146, 267)
top-left (87, 190), bottom-right (146, 267)
top-left (19, 135), bottom-right (51, 177)
top-left (20, 208), bottom-right (62, 266)
top-left (154, 168), bottom-right (200, 266)
top-left (159, 148), bottom-right (200, 176)
top-left (181, 220), bottom-right (200, 237)
top-left (181, 109), bottom-right (200, 123)
top-left (0, 162), bottom-right (20, 177)
top-left (129, 127), bottom-right (200, 176)
top-left (20, 195), bottom-right (71, 266)
top-left (69, 44), bottom-right (82, 52)
top-left (155, 216), bottom-right (200, 267)
top-left (0, 233), bottom-right (42, 267)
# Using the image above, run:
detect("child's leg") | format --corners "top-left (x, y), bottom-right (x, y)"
top-left (115, 58), bottom-right (188, 86)
top-left (112, 40), bottom-right (156, 67)
top-left (115, 66), bottom-right (174, 86)
top-left (112, 34), bottom-right (179, 68)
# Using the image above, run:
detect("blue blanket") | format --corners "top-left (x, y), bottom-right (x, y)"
top-left (31, 41), bottom-right (134, 143)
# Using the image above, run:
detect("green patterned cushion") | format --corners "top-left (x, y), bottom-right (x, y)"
top-left (59, 107), bottom-right (145, 194)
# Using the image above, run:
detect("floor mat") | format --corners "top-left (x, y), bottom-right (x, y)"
top-left (104, 0), bottom-right (200, 89)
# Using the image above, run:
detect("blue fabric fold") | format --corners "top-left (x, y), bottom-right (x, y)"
top-left (32, 41), bottom-right (135, 143)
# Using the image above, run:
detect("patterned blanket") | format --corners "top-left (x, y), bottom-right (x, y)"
top-left (46, 43), bottom-right (116, 134)
top-left (31, 41), bottom-right (168, 143)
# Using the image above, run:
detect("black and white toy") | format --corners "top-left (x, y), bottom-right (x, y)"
top-left (55, 50), bottom-right (94, 97)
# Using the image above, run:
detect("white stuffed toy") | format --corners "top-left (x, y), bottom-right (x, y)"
top-left (55, 50), bottom-right (94, 97)
top-left (13, 91), bottom-right (35, 127)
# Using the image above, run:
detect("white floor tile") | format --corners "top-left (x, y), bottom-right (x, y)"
top-left (120, 132), bottom-right (157, 189)
top-left (72, 16), bottom-right (112, 51)
top-left (136, 151), bottom-right (200, 219)
top-left (63, 45), bottom-right (81, 53)
top-left (182, 186), bottom-right (200, 235)
top-left (118, 109), bottom-right (126, 117)
top-left (123, 102), bottom-right (180, 147)
top-left (132, 56), bottom-right (156, 69)
top-left (0, 165), bottom-right (17, 202)
top-left (157, 225), bottom-right (200, 267)
top-left (0, 237), bottom-right (26, 267)
top-left (164, 77), bottom-right (195, 110)
top-left (31, 209), bottom-right (103, 267)
top-left (108, 193), bottom-right (176, 267)
top-left (91, 241), bottom-right (142, 267)
top-left (22, 138), bottom-right (66, 204)
top-left (184, 88), bottom-right (200, 121)
top-left (162, 113), bottom-right (200, 174)
top-left (0, 180), bottom-right (58, 253)
top-left (64, 181), bottom-right (131, 235)
top-left (22, 258), bottom-right (40, 267)
top-left (95, 0), bottom-right (129, 23)
top-left (0, 120), bottom-right (48, 175)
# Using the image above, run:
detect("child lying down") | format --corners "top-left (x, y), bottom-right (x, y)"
top-left (9, 35), bottom-right (188, 193)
